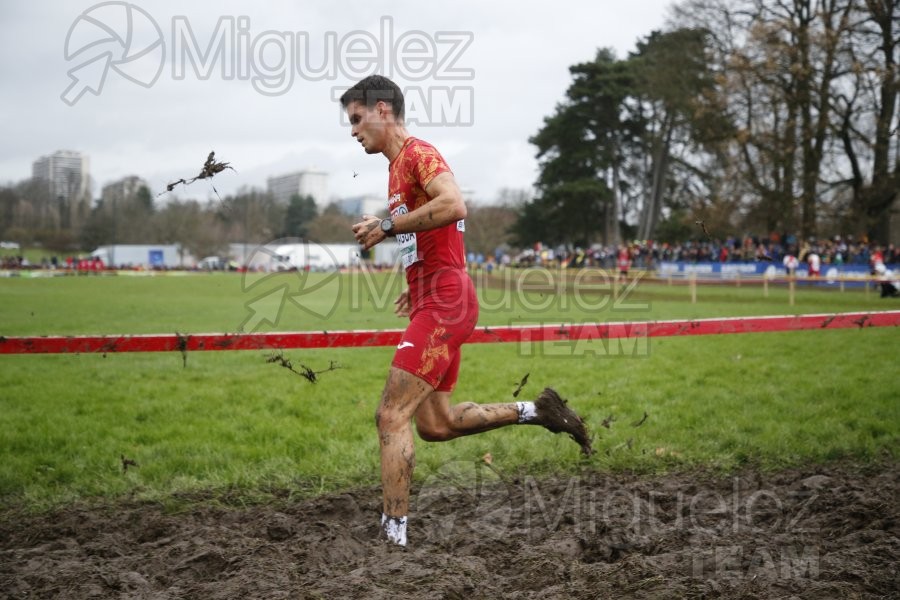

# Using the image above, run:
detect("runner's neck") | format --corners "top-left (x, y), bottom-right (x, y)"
top-left (386, 135), bottom-right (414, 165)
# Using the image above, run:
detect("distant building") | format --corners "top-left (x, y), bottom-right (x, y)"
top-left (32, 150), bottom-right (91, 202)
top-left (336, 194), bottom-right (387, 217)
top-left (267, 170), bottom-right (328, 206)
top-left (31, 150), bottom-right (91, 229)
top-left (101, 175), bottom-right (148, 207)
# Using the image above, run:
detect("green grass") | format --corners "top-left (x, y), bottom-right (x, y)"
top-left (0, 270), bottom-right (897, 511)
top-left (0, 268), bottom-right (885, 335)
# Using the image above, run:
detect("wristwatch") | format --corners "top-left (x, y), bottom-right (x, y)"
top-left (380, 217), bottom-right (395, 236)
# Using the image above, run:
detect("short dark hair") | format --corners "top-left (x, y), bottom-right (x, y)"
top-left (339, 75), bottom-right (405, 121)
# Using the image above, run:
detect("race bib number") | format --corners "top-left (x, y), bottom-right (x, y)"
top-left (393, 204), bottom-right (419, 269)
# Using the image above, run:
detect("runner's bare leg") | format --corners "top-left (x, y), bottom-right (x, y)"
top-left (379, 370), bottom-right (524, 515)
top-left (377, 368), bottom-right (591, 545)
top-left (376, 367), bottom-right (432, 527)
top-left (414, 389), bottom-right (592, 455)
top-left (414, 391), bottom-right (519, 441)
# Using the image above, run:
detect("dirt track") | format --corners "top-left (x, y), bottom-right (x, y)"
top-left (1, 462), bottom-right (897, 599)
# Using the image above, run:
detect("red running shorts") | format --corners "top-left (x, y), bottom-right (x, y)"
top-left (392, 271), bottom-right (478, 392)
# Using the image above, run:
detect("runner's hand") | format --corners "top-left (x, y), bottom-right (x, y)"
top-left (394, 290), bottom-right (411, 317)
top-left (352, 215), bottom-right (385, 250)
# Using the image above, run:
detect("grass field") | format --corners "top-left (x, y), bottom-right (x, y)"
top-left (1, 269), bottom-right (897, 511)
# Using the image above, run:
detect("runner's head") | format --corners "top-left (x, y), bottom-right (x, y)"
top-left (341, 76), bottom-right (405, 154)
top-left (340, 75), bottom-right (405, 121)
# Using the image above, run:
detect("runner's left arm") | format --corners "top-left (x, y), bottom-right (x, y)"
top-left (352, 172), bottom-right (466, 249)
top-left (391, 172), bottom-right (466, 233)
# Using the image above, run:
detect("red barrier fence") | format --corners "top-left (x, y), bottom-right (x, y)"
top-left (1, 311), bottom-right (898, 355)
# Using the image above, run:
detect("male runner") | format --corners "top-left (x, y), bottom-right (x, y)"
top-left (342, 75), bottom-right (592, 546)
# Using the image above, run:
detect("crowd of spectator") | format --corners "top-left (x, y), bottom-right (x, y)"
top-left (0, 255), bottom-right (31, 269)
top-left (0, 255), bottom-right (107, 271)
top-left (499, 234), bottom-right (898, 271)
top-left (3, 233), bottom-right (899, 274)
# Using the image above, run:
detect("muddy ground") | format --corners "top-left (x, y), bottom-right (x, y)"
top-left (1, 462), bottom-right (897, 599)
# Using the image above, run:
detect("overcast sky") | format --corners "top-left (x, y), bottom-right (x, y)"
top-left (0, 0), bottom-right (674, 205)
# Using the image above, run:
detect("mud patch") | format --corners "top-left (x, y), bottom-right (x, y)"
top-left (1, 463), bottom-right (897, 599)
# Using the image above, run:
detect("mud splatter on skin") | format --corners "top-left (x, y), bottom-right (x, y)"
top-left (442, 403), bottom-right (518, 438)
top-left (455, 403), bottom-right (486, 426)
top-left (377, 369), bottom-right (431, 517)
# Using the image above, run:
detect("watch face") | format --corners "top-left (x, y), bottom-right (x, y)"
top-left (381, 218), bottom-right (392, 233)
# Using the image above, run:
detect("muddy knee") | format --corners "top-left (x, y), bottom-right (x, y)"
top-left (376, 405), bottom-right (410, 435)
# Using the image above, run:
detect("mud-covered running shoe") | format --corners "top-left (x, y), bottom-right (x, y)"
top-left (533, 388), bottom-right (593, 456)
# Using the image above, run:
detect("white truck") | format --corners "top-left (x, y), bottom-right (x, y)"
top-left (272, 242), bottom-right (362, 270)
top-left (91, 244), bottom-right (187, 269)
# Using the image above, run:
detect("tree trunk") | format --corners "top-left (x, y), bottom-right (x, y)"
top-left (863, 0), bottom-right (899, 240)
top-left (609, 164), bottom-right (622, 246)
top-left (641, 115), bottom-right (673, 240)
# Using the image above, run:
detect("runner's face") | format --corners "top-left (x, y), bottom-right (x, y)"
top-left (347, 101), bottom-right (386, 154)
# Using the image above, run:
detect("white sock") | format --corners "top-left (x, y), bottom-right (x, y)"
top-left (517, 401), bottom-right (537, 424)
top-left (381, 513), bottom-right (408, 546)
